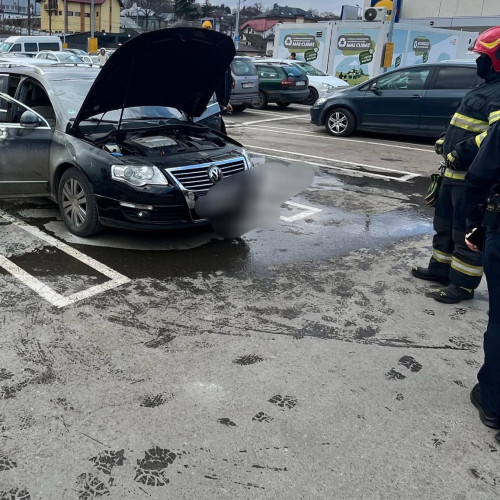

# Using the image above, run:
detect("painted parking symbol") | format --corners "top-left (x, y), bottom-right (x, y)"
top-left (0, 209), bottom-right (130, 308)
top-left (281, 202), bottom-right (322, 222)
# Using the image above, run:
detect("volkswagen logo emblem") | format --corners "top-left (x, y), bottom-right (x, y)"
top-left (208, 165), bottom-right (223, 184)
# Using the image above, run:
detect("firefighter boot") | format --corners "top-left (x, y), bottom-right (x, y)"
top-left (411, 266), bottom-right (450, 286)
top-left (471, 384), bottom-right (500, 429)
top-left (429, 282), bottom-right (474, 304)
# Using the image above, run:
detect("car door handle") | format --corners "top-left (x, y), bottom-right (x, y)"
top-left (411, 94), bottom-right (422, 99)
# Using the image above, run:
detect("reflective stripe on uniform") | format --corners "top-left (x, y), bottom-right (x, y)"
top-left (489, 109), bottom-right (500, 125)
top-left (450, 112), bottom-right (488, 133)
top-left (475, 130), bottom-right (488, 147)
top-left (433, 249), bottom-right (453, 264)
top-left (451, 256), bottom-right (483, 277)
top-left (444, 168), bottom-right (466, 180)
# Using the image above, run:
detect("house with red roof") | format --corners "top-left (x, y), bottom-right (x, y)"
top-left (239, 5), bottom-right (321, 56)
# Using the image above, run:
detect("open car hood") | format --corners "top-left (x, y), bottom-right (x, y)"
top-left (72, 28), bottom-right (235, 129)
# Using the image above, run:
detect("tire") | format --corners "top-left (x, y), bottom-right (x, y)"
top-left (232, 105), bottom-right (247, 113)
top-left (304, 86), bottom-right (319, 106)
top-left (58, 168), bottom-right (103, 237)
top-left (252, 91), bottom-right (268, 110)
top-left (276, 102), bottom-right (291, 109)
top-left (325, 107), bottom-right (356, 137)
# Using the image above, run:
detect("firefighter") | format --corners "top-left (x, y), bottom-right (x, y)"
top-left (464, 119), bottom-right (500, 432)
top-left (412, 26), bottom-right (500, 304)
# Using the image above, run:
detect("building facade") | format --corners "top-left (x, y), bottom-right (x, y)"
top-left (40, 0), bottom-right (121, 34)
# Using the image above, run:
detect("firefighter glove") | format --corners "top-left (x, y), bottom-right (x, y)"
top-left (434, 138), bottom-right (444, 156)
top-left (446, 150), bottom-right (460, 170)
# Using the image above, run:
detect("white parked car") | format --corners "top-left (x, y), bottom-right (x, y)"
top-left (35, 51), bottom-right (86, 64)
top-left (252, 57), bottom-right (349, 105)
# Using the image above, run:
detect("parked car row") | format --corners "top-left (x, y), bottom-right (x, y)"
top-left (229, 55), bottom-right (481, 140)
top-left (229, 56), bottom-right (349, 111)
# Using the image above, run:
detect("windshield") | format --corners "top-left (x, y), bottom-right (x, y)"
top-left (296, 62), bottom-right (327, 76)
top-left (0, 42), bottom-right (13, 53)
top-left (58, 53), bottom-right (83, 63)
top-left (51, 78), bottom-right (185, 123)
top-left (89, 107), bottom-right (184, 122)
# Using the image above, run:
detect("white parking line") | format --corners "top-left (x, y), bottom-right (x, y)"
top-left (230, 115), bottom-right (308, 127)
top-left (0, 209), bottom-right (130, 308)
top-left (247, 145), bottom-right (420, 181)
top-left (241, 124), bottom-right (435, 153)
top-left (281, 202), bottom-right (322, 222)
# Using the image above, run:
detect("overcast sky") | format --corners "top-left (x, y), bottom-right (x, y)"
top-left (224, 1), bottom-right (358, 16)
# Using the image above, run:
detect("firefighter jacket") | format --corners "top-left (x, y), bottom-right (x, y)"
top-left (465, 120), bottom-right (500, 230)
top-left (443, 71), bottom-right (500, 171)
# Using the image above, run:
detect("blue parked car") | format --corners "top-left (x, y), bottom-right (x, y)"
top-left (310, 60), bottom-right (481, 138)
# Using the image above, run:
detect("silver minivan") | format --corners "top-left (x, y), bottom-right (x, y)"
top-left (229, 56), bottom-right (259, 112)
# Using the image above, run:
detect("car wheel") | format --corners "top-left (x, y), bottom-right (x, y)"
top-left (58, 168), bottom-right (103, 236)
top-left (325, 107), bottom-right (356, 137)
top-left (232, 105), bottom-right (247, 112)
top-left (304, 87), bottom-right (319, 106)
top-left (253, 91), bottom-right (267, 110)
top-left (276, 102), bottom-right (291, 109)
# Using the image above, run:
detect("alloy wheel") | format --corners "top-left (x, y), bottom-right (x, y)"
top-left (327, 111), bottom-right (348, 135)
top-left (61, 178), bottom-right (87, 228)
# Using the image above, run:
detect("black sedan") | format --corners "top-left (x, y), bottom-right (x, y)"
top-left (0, 28), bottom-right (253, 236)
top-left (310, 60), bottom-right (481, 138)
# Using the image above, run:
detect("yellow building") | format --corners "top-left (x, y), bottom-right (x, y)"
top-left (40, 0), bottom-right (122, 34)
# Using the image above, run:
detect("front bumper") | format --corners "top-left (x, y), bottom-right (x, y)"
top-left (310, 105), bottom-right (326, 126)
top-left (96, 194), bottom-right (209, 230)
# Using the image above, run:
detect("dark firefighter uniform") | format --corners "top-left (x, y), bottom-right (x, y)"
top-left (426, 71), bottom-right (500, 296)
top-left (465, 119), bottom-right (500, 429)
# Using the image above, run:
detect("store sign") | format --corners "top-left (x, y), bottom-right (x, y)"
top-left (337, 35), bottom-right (372, 51)
top-left (284, 35), bottom-right (316, 49)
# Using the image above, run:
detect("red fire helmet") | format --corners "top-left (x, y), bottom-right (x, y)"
top-left (473, 26), bottom-right (500, 72)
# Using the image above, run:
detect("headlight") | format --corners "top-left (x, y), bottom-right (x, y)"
top-left (322, 83), bottom-right (334, 91)
top-left (242, 149), bottom-right (255, 169)
top-left (315, 97), bottom-right (327, 106)
top-left (111, 165), bottom-right (169, 187)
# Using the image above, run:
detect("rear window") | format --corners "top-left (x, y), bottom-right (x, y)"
top-left (282, 66), bottom-right (302, 77)
top-left (433, 66), bottom-right (478, 90)
top-left (231, 58), bottom-right (257, 76)
top-left (256, 65), bottom-right (280, 78)
top-left (39, 42), bottom-right (60, 51)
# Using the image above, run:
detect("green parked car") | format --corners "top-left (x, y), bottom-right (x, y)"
top-left (252, 62), bottom-right (309, 110)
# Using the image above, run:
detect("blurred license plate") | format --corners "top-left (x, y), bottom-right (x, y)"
top-left (296, 81), bottom-right (306, 86)
top-left (242, 83), bottom-right (254, 88)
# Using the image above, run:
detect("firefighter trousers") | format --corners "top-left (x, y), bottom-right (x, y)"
top-left (428, 176), bottom-right (483, 289)
top-left (478, 228), bottom-right (500, 415)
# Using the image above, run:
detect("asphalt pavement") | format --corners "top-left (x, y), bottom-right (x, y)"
top-left (0, 105), bottom-right (496, 499)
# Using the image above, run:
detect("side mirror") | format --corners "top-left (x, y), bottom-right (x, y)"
top-left (20, 110), bottom-right (43, 128)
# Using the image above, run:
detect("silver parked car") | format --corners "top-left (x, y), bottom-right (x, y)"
top-left (229, 56), bottom-right (259, 112)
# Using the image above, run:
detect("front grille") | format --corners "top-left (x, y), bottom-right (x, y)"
top-left (167, 157), bottom-right (247, 193)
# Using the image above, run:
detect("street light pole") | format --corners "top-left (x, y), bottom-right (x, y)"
top-left (90, 0), bottom-right (94, 37)
top-left (234, 0), bottom-right (240, 50)
top-left (234, 0), bottom-right (245, 50)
